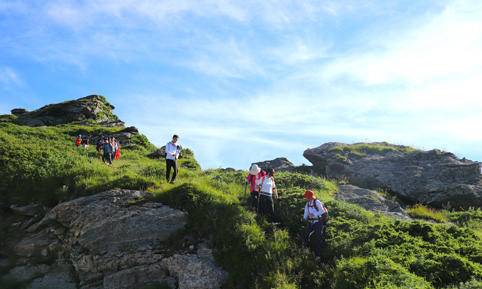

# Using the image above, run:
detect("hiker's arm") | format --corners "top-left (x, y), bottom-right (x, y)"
top-left (303, 204), bottom-right (308, 220)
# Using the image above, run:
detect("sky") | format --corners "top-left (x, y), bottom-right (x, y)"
top-left (1, 0), bottom-right (482, 169)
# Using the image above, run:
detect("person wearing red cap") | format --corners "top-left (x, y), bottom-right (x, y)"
top-left (303, 190), bottom-right (328, 258)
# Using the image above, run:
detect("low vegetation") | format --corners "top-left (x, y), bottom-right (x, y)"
top-left (407, 204), bottom-right (450, 223)
top-left (1, 121), bottom-right (481, 289)
top-left (329, 142), bottom-right (418, 159)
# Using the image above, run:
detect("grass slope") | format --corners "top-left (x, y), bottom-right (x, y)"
top-left (0, 122), bottom-right (481, 289)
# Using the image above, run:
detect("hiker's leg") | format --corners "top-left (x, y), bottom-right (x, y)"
top-left (304, 223), bottom-right (314, 245)
top-left (171, 160), bottom-right (178, 182)
top-left (313, 221), bottom-right (323, 257)
top-left (268, 196), bottom-right (275, 221)
top-left (166, 160), bottom-right (172, 182)
top-left (258, 195), bottom-right (266, 216)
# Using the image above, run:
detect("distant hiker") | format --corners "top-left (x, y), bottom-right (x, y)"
top-left (114, 141), bottom-right (121, 160)
top-left (81, 136), bottom-right (89, 148)
top-left (75, 135), bottom-right (82, 147)
top-left (256, 168), bottom-right (278, 220)
top-left (102, 138), bottom-right (113, 165)
top-left (246, 164), bottom-right (261, 211)
top-left (165, 134), bottom-right (181, 183)
top-left (303, 190), bottom-right (328, 258)
top-left (111, 138), bottom-right (118, 160)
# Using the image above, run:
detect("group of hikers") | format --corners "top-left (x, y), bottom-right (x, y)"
top-left (246, 163), bottom-right (329, 258)
top-left (74, 133), bottom-right (326, 257)
top-left (74, 135), bottom-right (121, 165)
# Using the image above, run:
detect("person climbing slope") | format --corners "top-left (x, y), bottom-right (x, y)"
top-left (246, 164), bottom-right (261, 211)
top-left (303, 190), bottom-right (328, 258)
top-left (165, 134), bottom-right (181, 183)
top-left (102, 137), bottom-right (113, 165)
top-left (257, 168), bottom-right (278, 221)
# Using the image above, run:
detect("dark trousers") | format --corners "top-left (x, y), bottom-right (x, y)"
top-left (258, 194), bottom-right (274, 220)
top-left (166, 159), bottom-right (178, 182)
top-left (305, 221), bottom-right (324, 257)
top-left (102, 152), bottom-right (112, 164)
top-left (249, 191), bottom-right (259, 211)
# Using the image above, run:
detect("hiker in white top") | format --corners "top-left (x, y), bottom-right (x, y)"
top-left (256, 168), bottom-right (277, 220)
top-left (303, 190), bottom-right (328, 258)
top-left (165, 134), bottom-right (181, 183)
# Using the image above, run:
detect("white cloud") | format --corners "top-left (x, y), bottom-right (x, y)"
top-left (321, 0), bottom-right (482, 86)
top-left (0, 66), bottom-right (21, 87)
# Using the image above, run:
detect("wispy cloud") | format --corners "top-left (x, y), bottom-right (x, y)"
top-left (0, 66), bottom-right (21, 87)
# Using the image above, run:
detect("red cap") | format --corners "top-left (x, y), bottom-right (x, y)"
top-left (304, 190), bottom-right (316, 200)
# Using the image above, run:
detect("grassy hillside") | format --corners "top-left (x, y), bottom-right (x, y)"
top-left (0, 122), bottom-right (481, 289)
top-left (0, 122), bottom-right (199, 204)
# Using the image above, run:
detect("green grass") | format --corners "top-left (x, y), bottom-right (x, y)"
top-left (407, 204), bottom-right (449, 223)
top-left (329, 142), bottom-right (418, 159)
top-left (0, 122), bottom-right (200, 204)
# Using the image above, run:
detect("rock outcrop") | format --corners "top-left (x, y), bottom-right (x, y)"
top-left (1, 190), bottom-right (227, 289)
top-left (14, 95), bottom-right (124, 127)
top-left (304, 142), bottom-right (482, 208)
top-left (337, 185), bottom-right (409, 219)
top-left (254, 157), bottom-right (296, 172)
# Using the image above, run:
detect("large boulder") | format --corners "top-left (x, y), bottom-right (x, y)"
top-left (337, 185), bottom-right (409, 219)
top-left (2, 190), bottom-right (227, 289)
top-left (304, 142), bottom-right (482, 208)
top-left (254, 157), bottom-right (296, 172)
top-left (14, 95), bottom-right (124, 127)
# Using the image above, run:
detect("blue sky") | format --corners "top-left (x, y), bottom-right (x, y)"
top-left (1, 0), bottom-right (482, 169)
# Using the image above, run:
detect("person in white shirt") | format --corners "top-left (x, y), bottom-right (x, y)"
top-left (165, 134), bottom-right (181, 183)
top-left (256, 168), bottom-right (277, 220)
top-left (303, 190), bottom-right (328, 258)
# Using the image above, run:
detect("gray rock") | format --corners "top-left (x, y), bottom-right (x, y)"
top-left (29, 265), bottom-right (77, 289)
top-left (38, 190), bottom-right (186, 254)
top-left (14, 229), bottom-right (61, 258)
top-left (304, 142), bottom-right (482, 208)
top-left (10, 203), bottom-right (44, 217)
top-left (337, 185), bottom-right (409, 219)
top-left (6, 264), bottom-right (50, 281)
top-left (8, 190), bottom-right (227, 289)
top-left (103, 264), bottom-right (176, 289)
top-left (254, 157), bottom-right (296, 172)
top-left (11, 108), bottom-right (28, 115)
top-left (14, 95), bottom-right (124, 127)
top-left (162, 253), bottom-right (227, 289)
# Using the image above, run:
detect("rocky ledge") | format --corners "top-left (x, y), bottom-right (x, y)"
top-left (304, 142), bottom-right (482, 208)
top-left (12, 95), bottom-right (124, 127)
top-left (0, 190), bottom-right (227, 289)
top-left (336, 185), bottom-right (410, 219)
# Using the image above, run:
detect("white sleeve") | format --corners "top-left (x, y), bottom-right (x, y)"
top-left (317, 200), bottom-right (327, 215)
top-left (303, 203), bottom-right (309, 220)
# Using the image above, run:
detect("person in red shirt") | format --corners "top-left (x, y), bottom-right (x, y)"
top-left (246, 164), bottom-right (262, 211)
top-left (75, 135), bottom-right (82, 147)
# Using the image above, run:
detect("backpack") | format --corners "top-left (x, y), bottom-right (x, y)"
top-left (309, 200), bottom-right (329, 217)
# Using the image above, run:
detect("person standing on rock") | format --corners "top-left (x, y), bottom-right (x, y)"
top-left (246, 164), bottom-right (262, 211)
top-left (102, 137), bottom-right (113, 165)
top-left (256, 168), bottom-right (278, 221)
top-left (303, 190), bottom-right (328, 258)
top-left (166, 134), bottom-right (181, 183)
